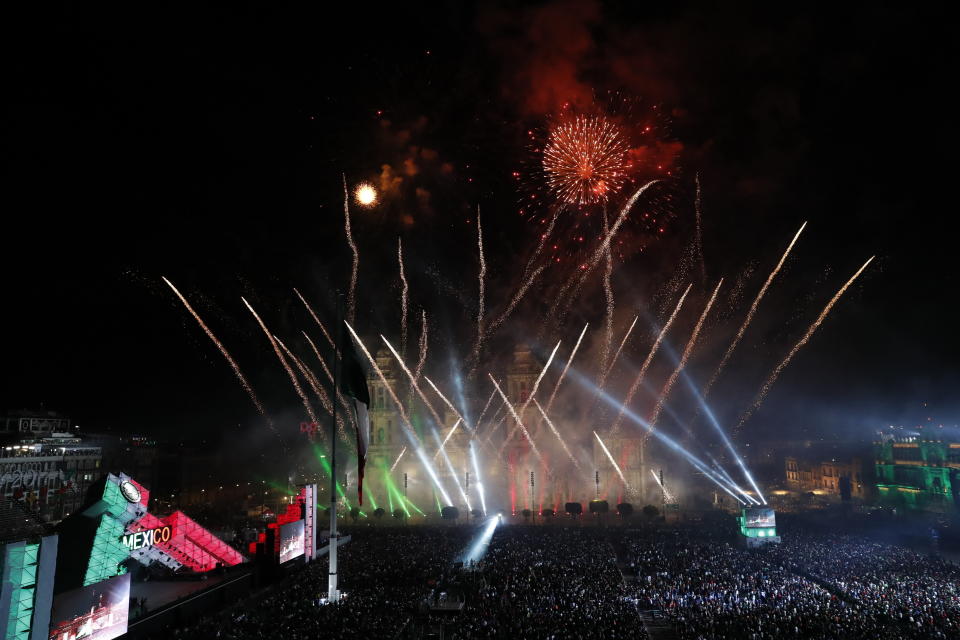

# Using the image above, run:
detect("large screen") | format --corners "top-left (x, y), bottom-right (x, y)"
top-left (279, 519), bottom-right (305, 564)
top-left (744, 507), bottom-right (776, 528)
top-left (49, 573), bottom-right (130, 640)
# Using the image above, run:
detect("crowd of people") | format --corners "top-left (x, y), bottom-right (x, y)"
top-left (148, 518), bottom-right (960, 639)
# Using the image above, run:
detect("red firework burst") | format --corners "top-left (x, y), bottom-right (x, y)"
top-left (542, 115), bottom-right (630, 205)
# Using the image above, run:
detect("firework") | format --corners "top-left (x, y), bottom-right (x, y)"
top-left (484, 264), bottom-right (546, 336)
top-left (301, 331), bottom-right (358, 432)
top-left (650, 470), bottom-right (675, 502)
top-left (647, 279), bottom-right (723, 433)
top-left (534, 399), bottom-right (580, 470)
top-left (162, 278), bottom-right (281, 439)
top-left (433, 419), bottom-right (462, 460)
top-left (544, 324), bottom-right (589, 414)
top-left (381, 335), bottom-right (446, 430)
top-left (549, 180), bottom-right (659, 326)
top-left (424, 377), bottom-right (473, 432)
top-left (702, 222), bottom-right (807, 401)
top-left (600, 208), bottom-right (615, 374)
top-left (293, 288), bottom-right (335, 348)
top-left (735, 256), bottom-right (874, 433)
top-left (242, 297), bottom-right (319, 425)
top-left (389, 447), bottom-right (407, 473)
top-left (694, 173), bottom-right (707, 286)
top-left (343, 174), bottom-right (360, 324)
top-left (488, 374), bottom-right (541, 459)
top-left (473, 386), bottom-right (498, 434)
top-left (414, 310), bottom-right (428, 382)
top-left (593, 431), bottom-right (628, 488)
top-left (398, 237), bottom-right (409, 356)
top-left (500, 340), bottom-right (562, 450)
top-left (610, 284), bottom-right (692, 435)
top-left (543, 114), bottom-right (630, 205)
top-left (597, 315), bottom-right (639, 390)
top-left (354, 182), bottom-right (377, 207)
top-left (476, 206), bottom-right (486, 357)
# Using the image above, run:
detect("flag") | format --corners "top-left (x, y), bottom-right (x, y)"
top-left (340, 329), bottom-right (371, 505)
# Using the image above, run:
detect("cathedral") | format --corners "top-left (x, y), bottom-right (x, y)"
top-left (362, 345), bottom-right (651, 515)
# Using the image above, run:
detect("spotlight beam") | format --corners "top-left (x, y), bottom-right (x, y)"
top-left (534, 399), bottom-right (580, 470)
top-left (489, 374), bottom-right (541, 459)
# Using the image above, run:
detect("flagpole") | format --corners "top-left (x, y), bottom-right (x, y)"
top-left (328, 292), bottom-right (343, 603)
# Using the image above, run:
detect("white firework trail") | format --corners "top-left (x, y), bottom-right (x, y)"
top-left (647, 278), bottom-right (723, 434)
top-left (534, 399), bottom-right (580, 470)
top-left (601, 208), bottom-right (615, 375)
top-left (293, 288), bottom-right (335, 349)
top-left (343, 174), bottom-right (359, 324)
top-left (597, 315), bottom-right (638, 390)
top-left (488, 374), bottom-right (541, 459)
top-left (650, 470), bottom-right (675, 502)
top-left (694, 172), bottom-right (707, 287)
top-left (242, 297), bottom-right (319, 425)
top-left (702, 221), bottom-right (807, 401)
top-left (301, 331), bottom-right (357, 432)
top-left (413, 310), bottom-right (428, 382)
top-left (610, 284), bottom-right (692, 435)
top-left (473, 386), bottom-right (498, 434)
top-left (162, 277), bottom-right (266, 417)
top-left (593, 431), bottom-right (628, 488)
top-left (549, 180), bottom-right (660, 325)
top-left (343, 322), bottom-right (423, 449)
top-left (475, 206), bottom-right (486, 355)
top-left (735, 256), bottom-right (874, 433)
top-left (484, 264), bottom-right (547, 337)
top-left (499, 340), bottom-right (562, 452)
top-left (543, 324), bottom-right (589, 415)
top-left (398, 237), bottom-right (409, 357)
top-left (389, 447), bottom-right (407, 473)
top-left (381, 335), bottom-right (446, 430)
top-left (424, 377), bottom-right (473, 432)
top-left (433, 418), bottom-right (462, 460)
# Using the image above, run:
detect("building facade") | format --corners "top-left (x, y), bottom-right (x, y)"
top-left (874, 439), bottom-right (960, 512)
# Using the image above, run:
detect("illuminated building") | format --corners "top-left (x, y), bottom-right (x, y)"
top-left (874, 438), bottom-right (960, 512)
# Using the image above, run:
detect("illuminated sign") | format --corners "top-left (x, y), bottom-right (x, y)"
top-left (122, 525), bottom-right (172, 550)
top-left (119, 480), bottom-right (141, 503)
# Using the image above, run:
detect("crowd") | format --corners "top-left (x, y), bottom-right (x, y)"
top-left (148, 519), bottom-right (960, 639)
top-left (625, 525), bottom-right (960, 639)
top-left (449, 527), bottom-right (645, 639)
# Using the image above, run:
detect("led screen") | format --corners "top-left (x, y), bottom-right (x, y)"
top-left (744, 507), bottom-right (776, 528)
top-left (279, 519), bottom-right (305, 564)
top-left (49, 573), bottom-right (130, 640)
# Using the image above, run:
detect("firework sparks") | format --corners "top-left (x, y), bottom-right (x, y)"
top-left (694, 173), bottom-right (707, 287)
top-left (293, 288), bottom-right (335, 349)
top-left (594, 431), bottom-right (628, 488)
top-left (476, 206), bottom-right (486, 356)
top-left (389, 447), bottom-right (407, 473)
top-left (424, 377), bottom-right (473, 432)
top-left (647, 279), bottom-right (723, 433)
top-left (611, 284), bottom-right (692, 435)
top-left (381, 335), bottom-right (446, 430)
top-left (414, 310), bottom-right (428, 382)
top-left (500, 340), bottom-right (562, 451)
top-left (242, 297), bottom-right (319, 425)
top-left (702, 222), bottom-right (808, 401)
top-left (601, 208), bottom-right (615, 375)
top-left (484, 264), bottom-right (547, 336)
top-left (473, 386), bottom-right (498, 434)
top-left (433, 419), bottom-right (462, 460)
top-left (534, 400), bottom-right (580, 470)
top-left (650, 470), bottom-right (675, 502)
top-left (735, 256), bottom-right (874, 432)
top-left (597, 315), bottom-right (638, 390)
top-left (398, 237), bottom-right (409, 356)
top-left (489, 374), bottom-right (541, 459)
top-left (301, 330), bottom-right (358, 431)
top-left (543, 115), bottom-right (630, 205)
top-left (549, 180), bottom-right (660, 326)
top-left (162, 277), bottom-right (276, 428)
top-left (354, 182), bottom-right (377, 207)
top-left (544, 324), bottom-right (589, 414)
top-left (343, 174), bottom-right (360, 324)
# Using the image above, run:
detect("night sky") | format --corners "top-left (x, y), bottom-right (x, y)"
top-left (4, 2), bottom-right (957, 453)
